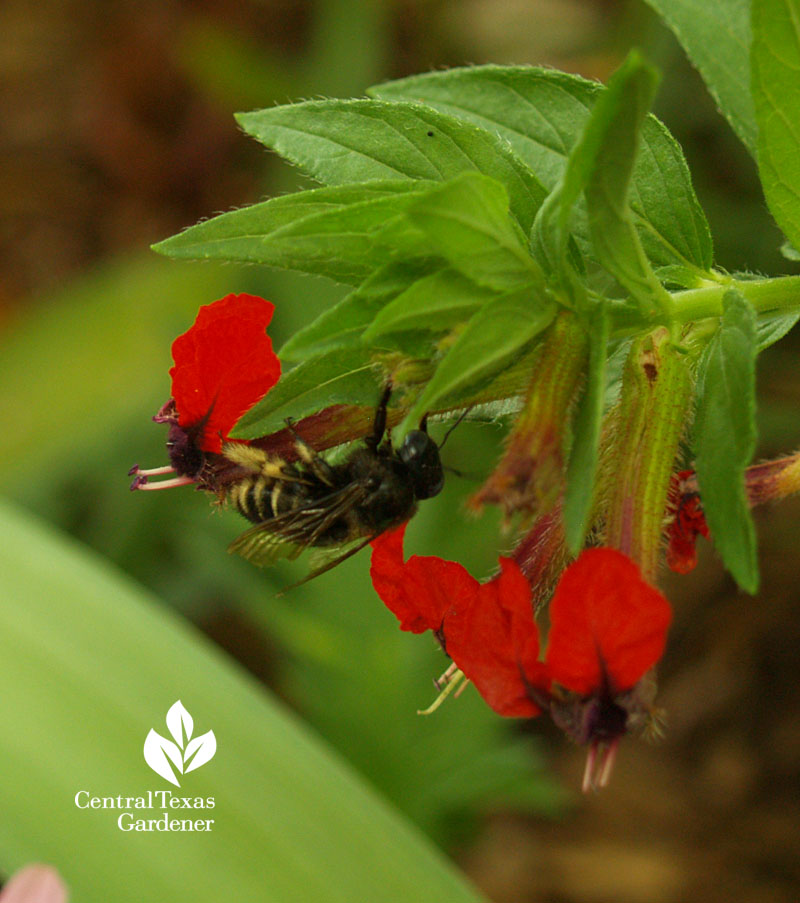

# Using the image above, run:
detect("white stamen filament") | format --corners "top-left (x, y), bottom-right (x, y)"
top-left (582, 738), bottom-right (621, 792)
top-left (132, 465), bottom-right (176, 476)
top-left (135, 475), bottom-right (195, 491)
top-left (582, 742), bottom-right (598, 793)
top-left (597, 738), bottom-right (620, 788)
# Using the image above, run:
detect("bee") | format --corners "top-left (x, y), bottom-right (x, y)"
top-left (219, 387), bottom-right (446, 578)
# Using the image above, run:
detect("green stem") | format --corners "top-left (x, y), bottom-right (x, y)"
top-left (673, 275), bottom-right (800, 321)
top-left (611, 275), bottom-right (800, 335)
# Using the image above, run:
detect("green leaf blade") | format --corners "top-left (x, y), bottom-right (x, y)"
top-left (0, 499), bottom-right (488, 903)
top-left (153, 181), bottom-right (433, 284)
top-left (752, 0), bottom-right (800, 251)
top-left (364, 268), bottom-right (497, 340)
top-left (404, 172), bottom-right (545, 292)
top-left (405, 288), bottom-right (557, 427)
top-left (581, 53), bottom-right (673, 318)
top-left (756, 310), bottom-right (800, 350)
top-left (237, 99), bottom-right (547, 233)
top-left (232, 347), bottom-right (382, 438)
top-left (643, 0), bottom-right (757, 155)
top-left (280, 260), bottom-right (439, 361)
top-left (694, 289), bottom-right (759, 593)
top-left (370, 65), bottom-right (713, 271)
top-left (563, 308), bottom-right (609, 553)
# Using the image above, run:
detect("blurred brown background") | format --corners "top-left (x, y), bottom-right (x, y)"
top-left (1, 1), bottom-right (799, 901)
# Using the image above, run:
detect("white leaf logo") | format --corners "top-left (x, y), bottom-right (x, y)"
top-left (143, 700), bottom-right (216, 786)
top-left (166, 700), bottom-right (193, 747)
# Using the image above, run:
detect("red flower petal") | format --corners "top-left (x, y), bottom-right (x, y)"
top-left (170, 294), bottom-right (280, 453)
top-left (370, 525), bottom-right (469, 634)
top-left (444, 558), bottom-right (547, 718)
top-left (545, 548), bottom-right (672, 696)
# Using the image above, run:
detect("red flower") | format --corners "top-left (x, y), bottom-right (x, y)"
top-left (544, 548), bottom-right (672, 791)
top-left (370, 526), bottom-right (548, 716)
top-left (169, 293), bottom-right (280, 453)
top-left (131, 293), bottom-right (281, 491)
top-left (546, 547), bottom-right (672, 697)
top-left (665, 470), bottom-right (709, 574)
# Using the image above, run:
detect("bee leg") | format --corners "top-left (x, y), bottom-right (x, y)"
top-left (284, 418), bottom-right (337, 487)
top-left (365, 383), bottom-right (392, 451)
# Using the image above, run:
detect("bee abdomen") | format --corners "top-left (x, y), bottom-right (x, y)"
top-left (228, 474), bottom-right (315, 525)
top-left (229, 476), bottom-right (275, 524)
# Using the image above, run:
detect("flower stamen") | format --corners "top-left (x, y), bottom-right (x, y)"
top-left (128, 464), bottom-right (176, 477)
top-left (433, 661), bottom-right (460, 692)
top-left (582, 742), bottom-right (598, 794)
top-left (418, 667), bottom-right (467, 716)
top-left (130, 474), bottom-right (196, 491)
top-left (582, 738), bottom-right (621, 793)
top-left (597, 738), bottom-right (620, 788)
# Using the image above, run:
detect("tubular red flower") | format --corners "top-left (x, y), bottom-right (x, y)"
top-left (370, 527), bottom-right (547, 717)
top-left (545, 547), bottom-right (672, 696)
top-left (170, 293), bottom-right (280, 453)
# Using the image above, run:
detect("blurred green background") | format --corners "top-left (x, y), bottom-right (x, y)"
top-left (1, 1), bottom-right (799, 901)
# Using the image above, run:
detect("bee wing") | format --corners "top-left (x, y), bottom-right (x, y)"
top-left (302, 534), bottom-right (379, 582)
top-left (227, 530), bottom-right (304, 568)
top-left (249, 533), bottom-right (381, 595)
top-left (227, 481), bottom-right (370, 568)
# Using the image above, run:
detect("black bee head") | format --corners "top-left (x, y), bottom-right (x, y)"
top-left (398, 430), bottom-right (444, 500)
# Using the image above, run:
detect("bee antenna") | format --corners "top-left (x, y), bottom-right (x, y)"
top-left (443, 463), bottom-right (480, 481)
top-left (435, 406), bottom-right (473, 450)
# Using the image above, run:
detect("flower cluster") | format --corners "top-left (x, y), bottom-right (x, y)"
top-left (134, 294), bottom-right (800, 792)
top-left (371, 526), bottom-right (672, 790)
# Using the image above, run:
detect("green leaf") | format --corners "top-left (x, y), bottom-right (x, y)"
top-left (280, 259), bottom-right (438, 361)
top-left (781, 240), bottom-right (800, 260)
top-left (563, 308), bottom-right (609, 553)
top-left (756, 311), bottom-right (800, 350)
top-left (582, 53), bottom-right (674, 318)
top-left (153, 181), bottom-right (434, 284)
top-left (0, 499), bottom-right (488, 903)
top-left (530, 167), bottom-right (586, 294)
top-left (654, 265), bottom-right (709, 289)
top-left (370, 65), bottom-right (713, 271)
top-left (237, 99), bottom-right (547, 233)
top-left (404, 287), bottom-right (557, 428)
top-left (364, 268), bottom-right (497, 340)
top-left (404, 172), bottom-right (545, 291)
top-left (694, 289), bottom-right (759, 593)
top-left (232, 347), bottom-right (382, 438)
top-left (643, 0), bottom-right (756, 155)
top-left (752, 0), bottom-right (800, 251)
